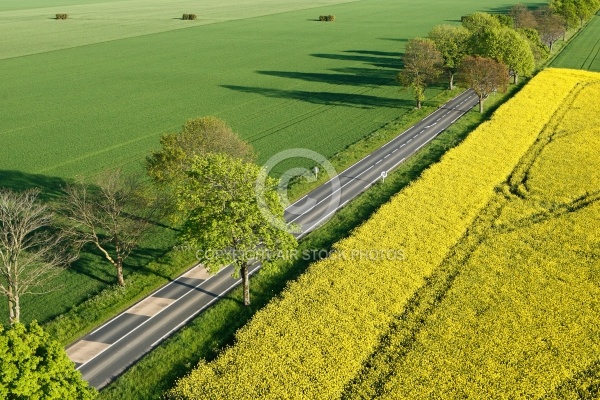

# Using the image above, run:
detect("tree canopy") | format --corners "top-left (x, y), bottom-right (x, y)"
top-left (0, 322), bottom-right (95, 399)
top-left (146, 116), bottom-right (255, 186)
top-left (428, 25), bottom-right (471, 89)
top-left (175, 153), bottom-right (297, 306)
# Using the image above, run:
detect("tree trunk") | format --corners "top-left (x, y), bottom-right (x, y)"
top-left (479, 97), bottom-right (484, 113)
top-left (116, 261), bottom-right (125, 286)
top-left (241, 262), bottom-right (250, 306)
top-left (14, 295), bottom-right (20, 325)
top-left (549, 41), bottom-right (554, 52)
top-left (449, 71), bottom-right (454, 90)
top-left (514, 72), bottom-right (519, 84)
top-left (416, 98), bottom-right (422, 109)
top-left (8, 290), bottom-right (16, 325)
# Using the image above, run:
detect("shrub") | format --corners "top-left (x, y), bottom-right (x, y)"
top-left (182, 14), bottom-right (197, 20)
top-left (55, 13), bottom-right (68, 20)
top-left (319, 15), bottom-right (335, 21)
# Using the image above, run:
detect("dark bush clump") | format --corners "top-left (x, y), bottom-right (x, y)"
top-left (319, 15), bottom-right (335, 22)
top-left (182, 14), bottom-right (197, 20)
top-left (55, 13), bottom-right (69, 20)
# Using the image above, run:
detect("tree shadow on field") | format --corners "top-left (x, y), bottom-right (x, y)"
top-left (379, 37), bottom-right (409, 43)
top-left (257, 67), bottom-right (396, 87)
top-left (221, 85), bottom-right (411, 110)
top-left (0, 170), bottom-right (69, 201)
top-left (311, 51), bottom-right (404, 69)
top-left (485, 2), bottom-right (546, 14)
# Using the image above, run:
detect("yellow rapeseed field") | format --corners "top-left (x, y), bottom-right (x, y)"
top-left (168, 68), bottom-right (600, 399)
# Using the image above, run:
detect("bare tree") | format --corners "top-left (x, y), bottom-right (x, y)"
top-left (535, 8), bottom-right (567, 51)
top-left (0, 189), bottom-right (74, 325)
top-left (457, 56), bottom-right (509, 113)
top-left (510, 3), bottom-right (538, 29)
top-left (62, 170), bottom-right (159, 287)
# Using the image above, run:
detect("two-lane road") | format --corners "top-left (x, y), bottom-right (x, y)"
top-left (286, 89), bottom-right (478, 237)
top-left (68, 89), bottom-right (478, 389)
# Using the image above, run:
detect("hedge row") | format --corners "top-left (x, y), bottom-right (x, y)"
top-left (167, 69), bottom-right (579, 399)
top-left (55, 13), bottom-right (68, 20)
top-left (182, 14), bottom-right (197, 20)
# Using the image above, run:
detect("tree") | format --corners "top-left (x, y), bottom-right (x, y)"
top-left (62, 170), bottom-right (160, 287)
top-left (0, 189), bottom-right (74, 325)
top-left (496, 27), bottom-right (535, 83)
top-left (175, 153), bottom-right (297, 306)
top-left (146, 116), bottom-right (255, 187)
top-left (462, 12), bottom-right (502, 32)
top-left (0, 321), bottom-right (95, 399)
top-left (534, 8), bottom-right (566, 51)
top-left (398, 38), bottom-right (443, 109)
top-left (574, 0), bottom-right (595, 25)
top-left (493, 13), bottom-right (515, 28)
top-left (428, 25), bottom-right (471, 89)
top-left (518, 28), bottom-right (550, 62)
top-left (510, 3), bottom-right (538, 29)
top-left (550, 0), bottom-right (579, 28)
top-left (457, 56), bottom-right (509, 113)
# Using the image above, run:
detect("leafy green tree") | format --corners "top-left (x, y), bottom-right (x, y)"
top-left (0, 322), bottom-right (96, 399)
top-left (518, 28), bottom-right (550, 62)
top-left (0, 189), bottom-right (75, 325)
top-left (462, 12), bottom-right (502, 32)
top-left (457, 56), bottom-right (509, 113)
top-left (468, 23), bottom-right (535, 84)
top-left (146, 116), bottom-right (255, 187)
top-left (494, 13), bottom-right (515, 28)
top-left (428, 25), bottom-right (471, 89)
top-left (464, 13), bottom-right (504, 57)
top-left (550, 0), bottom-right (579, 28)
top-left (398, 38), bottom-right (443, 109)
top-left (175, 153), bottom-right (297, 306)
top-left (497, 27), bottom-right (535, 83)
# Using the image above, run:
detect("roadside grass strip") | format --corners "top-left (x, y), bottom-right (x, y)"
top-left (166, 69), bottom-right (589, 399)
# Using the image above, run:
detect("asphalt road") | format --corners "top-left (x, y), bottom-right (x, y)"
top-left (68, 89), bottom-right (478, 389)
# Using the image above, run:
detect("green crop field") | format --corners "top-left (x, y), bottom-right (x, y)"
top-left (1, 0), bottom-right (543, 328)
top-left (551, 14), bottom-right (600, 71)
top-left (0, 0), bottom-right (539, 182)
